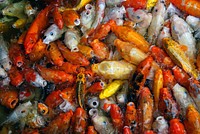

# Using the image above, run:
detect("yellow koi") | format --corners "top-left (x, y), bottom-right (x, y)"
top-left (99, 80), bottom-right (124, 99)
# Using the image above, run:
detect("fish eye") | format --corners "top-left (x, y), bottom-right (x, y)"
top-left (50, 32), bottom-right (54, 36)
top-left (137, 16), bottom-right (140, 19)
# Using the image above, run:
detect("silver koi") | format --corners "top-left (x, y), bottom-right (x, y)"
top-left (172, 83), bottom-right (198, 116)
top-left (127, 8), bottom-right (152, 36)
top-left (0, 35), bottom-right (12, 71)
top-left (147, 0), bottom-right (166, 45)
top-left (103, 6), bottom-right (126, 25)
top-left (116, 80), bottom-right (128, 106)
top-left (80, 4), bottom-right (96, 33)
top-left (165, 3), bottom-right (184, 19)
top-left (64, 29), bottom-right (80, 52)
top-left (105, 0), bottom-right (125, 7)
top-left (89, 108), bottom-right (115, 134)
top-left (0, 66), bottom-right (7, 78)
top-left (1, 101), bottom-right (32, 126)
top-left (186, 15), bottom-right (200, 40)
top-left (152, 116), bottom-right (169, 134)
top-left (43, 24), bottom-right (66, 44)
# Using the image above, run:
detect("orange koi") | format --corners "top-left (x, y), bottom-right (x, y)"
top-left (110, 104), bottom-right (124, 132)
top-left (87, 81), bottom-right (106, 94)
top-left (43, 110), bottom-right (73, 133)
top-left (137, 87), bottom-right (154, 133)
top-left (0, 87), bottom-right (18, 109)
top-left (57, 40), bottom-right (90, 66)
top-left (36, 64), bottom-right (74, 84)
top-left (111, 25), bottom-right (150, 53)
top-left (88, 20), bottom-right (116, 42)
top-left (58, 62), bottom-right (80, 74)
top-left (72, 107), bottom-right (88, 133)
top-left (87, 126), bottom-right (97, 134)
top-left (24, 5), bottom-right (52, 54)
top-left (8, 66), bottom-right (24, 87)
top-left (172, 66), bottom-right (190, 89)
top-left (62, 10), bottom-right (80, 28)
top-left (169, 0), bottom-right (200, 18)
top-left (151, 45), bottom-right (174, 69)
top-left (29, 39), bottom-right (47, 62)
top-left (44, 90), bottom-right (63, 109)
top-left (169, 118), bottom-right (186, 134)
top-left (153, 68), bottom-right (163, 111)
top-left (124, 102), bottom-right (137, 132)
top-left (122, 0), bottom-right (147, 10)
top-left (163, 69), bottom-right (176, 89)
top-left (184, 104), bottom-right (200, 134)
top-left (53, 7), bottom-right (64, 29)
top-left (9, 42), bottom-right (25, 67)
top-left (46, 41), bottom-right (64, 66)
top-left (90, 39), bottom-right (109, 61)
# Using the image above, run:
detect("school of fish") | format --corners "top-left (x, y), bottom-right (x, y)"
top-left (0, 0), bottom-right (200, 133)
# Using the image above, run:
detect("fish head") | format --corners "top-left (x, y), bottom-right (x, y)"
top-left (2, 6), bottom-right (16, 17)
top-left (80, 8), bottom-right (95, 25)
top-left (43, 24), bottom-right (61, 44)
top-left (126, 8), bottom-right (145, 23)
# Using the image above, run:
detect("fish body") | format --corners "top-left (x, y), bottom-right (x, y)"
top-left (0, 35), bottom-right (12, 71)
top-left (148, 0), bottom-right (166, 45)
top-left (163, 38), bottom-right (198, 79)
top-left (171, 14), bottom-right (196, 60)
top-left (184, 104), bottom-right (200, 134)
top-left (2, 101), bottom-right (32, 125)
top-left (105, 0), bottom-right (125, 6)
top-left (169, 118), bottom-right (186, 134)
top-left (159, 88), bottom-right (179, 120)
top-left (99, 80), bottom-right (124, 99)
top-left (137, 87), bottom-right (154, 133)
top-left (114, 39), bottom-right (148, 65)
top-left (91, 0), bottom-right (106, 29)
top-left (186, 15), bottom-right (200, 39)
top-left (92, 60), bottom-right (136, 80)
top-left (172, 83), bottom-right (198, 116)
top-left (165, 3), bottom-right (185, 19)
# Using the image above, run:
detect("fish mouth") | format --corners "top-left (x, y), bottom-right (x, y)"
top-left (89, 108), bottom-right (98, 118)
